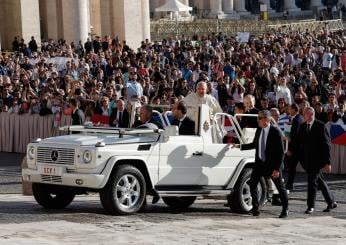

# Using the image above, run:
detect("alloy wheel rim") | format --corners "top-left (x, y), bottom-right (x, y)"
top-left (242, 178), bottom-right (263, 211)
top-left (115, 174), bottom-right (141, 210)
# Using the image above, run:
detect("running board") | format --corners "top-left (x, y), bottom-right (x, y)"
top-left (157, 189), bottom-right (233, 197)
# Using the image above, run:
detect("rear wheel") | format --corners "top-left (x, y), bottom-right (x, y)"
top-left (228, 168), bottom-right (267, 213)
top-left (100, 165), bottom-right (146, 215)
top-left (162, 196), bottom-right (196, 210)
top-left (32, 183), bottom-right (75, 209)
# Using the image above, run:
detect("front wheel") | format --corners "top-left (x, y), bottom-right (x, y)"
top-left (228, 168), bottom-right (267, 213)
top-left (32, 183), bottom-right (75, 209)
top-left (100, 165), bottom-right (146, 215)
top-left (162, 196), bottom-right (196, 210)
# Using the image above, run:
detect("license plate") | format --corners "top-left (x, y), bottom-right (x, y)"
top-left (38, 165), bottom-right (64, 176)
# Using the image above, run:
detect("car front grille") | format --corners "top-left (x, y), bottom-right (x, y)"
top-left (37, 147), bottom-right (75, 165)
top-left (41, 175), bottom-right (62, 183)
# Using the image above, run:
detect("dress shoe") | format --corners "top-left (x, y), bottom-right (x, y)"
top-left (271, 194), bottom-right (282, 206)
top-left (250, 209), bottom-right (260, 216)
top-left (279, 209), bottom-right (289, 218)
top-left (305, 207), bottom-right (314, 214)
top-left (323, 202), bottom-right (337, 212)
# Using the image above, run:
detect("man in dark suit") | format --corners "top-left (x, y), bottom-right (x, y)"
top-left (109, 99), bottom-right (129, 128)
top-left (132, 105), bottom-right (163, 129)
top-left (172, 101), bottom-right (195, 135)
top-left (69, 98), bottom-right (85, 125)
top-left (297, 107), bottom-right (337, 214)
top-left (238, 110), bottom-right (289, 218)
top-left (286, 104), bottom-right (304, 190)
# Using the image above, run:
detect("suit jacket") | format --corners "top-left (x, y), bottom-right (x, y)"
top-left (241, 125), bottom-right (284, 173)
top-left (132, 118), bottom-right (163, 129)
top-left (288, 114), bottom-right (304, 153)
top-left (297, 119), bottom-right (331, 172)
top-left (172, 116), bottom-right (195, 135)
top-left (71, 109), bottom-right (85, 125)
top-left (109, 108), bottom-right (130, 128)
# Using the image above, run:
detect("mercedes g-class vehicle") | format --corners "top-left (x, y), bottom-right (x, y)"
top-left (22, 105), bottom-right (268, 215)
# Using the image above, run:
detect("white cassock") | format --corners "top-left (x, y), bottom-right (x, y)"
top-left (183, 93), bottom-right (223, 134)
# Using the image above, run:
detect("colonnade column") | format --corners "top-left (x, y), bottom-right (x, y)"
top-left (233, 0), bottom-right (247, 13)
top-left (141, 0), bottom-right (151, 40)
top-left (284, 0), bottom-right (300, 12)
top-left (89, 0), bottom-right (102, 37)
top-left (61, 0), bottom-right (90, 44)
top-left (209, 0), bottom-right (223, 17)
top-left (223, 0), bottom-right (235, 14)
top-left (310, 0), bottom-right (324, 9)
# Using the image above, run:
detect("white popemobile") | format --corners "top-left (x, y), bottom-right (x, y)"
top-left (22, 105), bottom-right (271, 215)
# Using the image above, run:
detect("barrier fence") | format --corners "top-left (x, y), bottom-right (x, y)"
top-left (0, 113), bottom-right (345, 174)
top-left (150, 19), bottom-right (344, 41)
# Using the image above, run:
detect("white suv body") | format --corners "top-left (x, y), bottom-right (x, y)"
top-left (23, 105), bottom-right (266, 215)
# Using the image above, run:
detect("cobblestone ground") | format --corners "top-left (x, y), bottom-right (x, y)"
top-left (0, 153), bottom-right (345, 244)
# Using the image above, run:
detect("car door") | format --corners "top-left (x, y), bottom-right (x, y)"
top-left (156, 135), bottom-right (204, 186)
top-left (198, 140), bottom-right (246, 186)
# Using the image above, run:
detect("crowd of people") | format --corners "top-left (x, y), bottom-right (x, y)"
top-left (1, 27), bottom-right (345, 218)
top-left (0, 28), bottom-right (346, 128)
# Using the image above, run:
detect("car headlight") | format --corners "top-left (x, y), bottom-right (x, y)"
top-left (28, 146), bottom-right (35, 160)
top-left (82, 150), bottom-right (92, 163)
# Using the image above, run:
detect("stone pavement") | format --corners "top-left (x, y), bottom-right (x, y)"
top-left (1, 152), bottom-right (346, 244)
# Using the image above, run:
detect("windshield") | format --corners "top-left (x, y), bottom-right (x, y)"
top-left (95, 133), bottom-right (159, 144)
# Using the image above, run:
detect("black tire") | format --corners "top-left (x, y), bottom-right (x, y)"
top-left (32, 183), bottom-right (75, 209)
top-left (100, 165), bottom-right (146, 215)
top-left (162, 196), bottom-right (196, 210)
top-left (228, 168), bottom-right (267, 214)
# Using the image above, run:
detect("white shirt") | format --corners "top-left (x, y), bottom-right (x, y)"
top-left (322, 52), bottom-right (333, 68)
top-left (259, 124), bottom-right (270, 161)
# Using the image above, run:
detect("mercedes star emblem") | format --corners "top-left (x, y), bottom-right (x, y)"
top-left (51, 150), bottom-right (59, 162)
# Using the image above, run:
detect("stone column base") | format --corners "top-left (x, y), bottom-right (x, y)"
top-left (286, 8), bottom-right (301, 12)
top-left (21, 157), bottom-right (33, 196)
top-left (209, 11), bottom-right (224, 18)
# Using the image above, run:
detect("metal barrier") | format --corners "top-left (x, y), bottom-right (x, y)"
top-left (150, 19), bottom-right (344, 41)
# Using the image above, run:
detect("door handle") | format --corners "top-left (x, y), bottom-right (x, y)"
top-left (193, 151), bottom-right (203, 156)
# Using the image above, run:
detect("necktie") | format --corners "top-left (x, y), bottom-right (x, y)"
top-left (260, 129), bottom-right (266, 161)
top-left (119, 111), bottom-right (122, 123)
top-left (306, 124), bottom-right (311, 133)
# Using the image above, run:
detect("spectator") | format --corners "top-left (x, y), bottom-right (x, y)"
top-left (109, 99), bottom-right (129, 128)
top-left (28, 36), bottom-right (38, 53)
top-left (69, 98), bottom-right (85, 125)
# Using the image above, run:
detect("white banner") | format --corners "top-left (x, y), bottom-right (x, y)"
top-left (29, 57), bottom-right (79, 71)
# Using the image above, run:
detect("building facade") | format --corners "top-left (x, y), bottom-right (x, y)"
top-left (0, 0), bottom-right (335, 51)
top-left (0, 0), bottom-right (150, 50)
